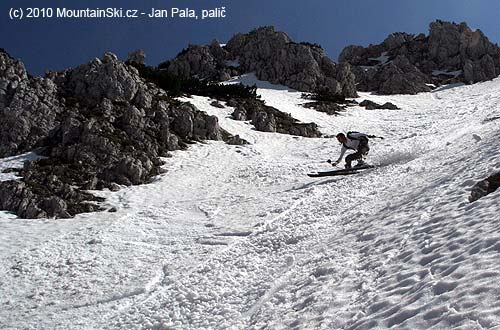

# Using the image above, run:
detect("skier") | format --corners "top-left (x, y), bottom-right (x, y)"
top-left (328, 131), bottom-right (382, 169)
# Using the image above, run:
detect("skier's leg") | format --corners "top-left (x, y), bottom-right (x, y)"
top-left (356, 138), bottom-right (370, 166)
top-left (345, 152), bottom-right (361, 168)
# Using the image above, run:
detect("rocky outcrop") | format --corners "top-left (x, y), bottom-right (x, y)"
top-left (353, 55), bottom-right (432, 94)
top-left (127, 49), bottom-right (146, 66)
top-left (359, 100), bottom-right (399, 110)
top-left (0, 49), bottom-right (28, 108)
top-left (166, 40), bottom-right (240, 81)
top-left (469, 172), bottom-right (500, 202)
top-left (210, 100), bottom-right (225, 108)
top-left (227, 98), bottom-right (321, 137)
top-left (0, 51), bottom-right (230, 218)
top-left (164, 27), bottom-right (357, 98)
top-left (0, 50), bottom-right (63, 157)
top-left (226, 27), bottom-right (357, 97)
top-left (339, 20), bottom-right (500, 94)
top-left (54, 53), bottom-right (140, 107)
top-left (302, 102), bottom-right (345, 115)
top-left (226, 135), bottom-right (249, 146)
top-left (0, 171), bottom-right (104, 219)
top-left (299, 91), bottom-right (358, 115)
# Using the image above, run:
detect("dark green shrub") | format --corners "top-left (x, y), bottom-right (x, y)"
top-left (129, 62), bottom-right (258, 100)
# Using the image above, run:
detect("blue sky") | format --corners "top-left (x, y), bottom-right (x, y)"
top-left (1, 0), bottom-right (500, 75)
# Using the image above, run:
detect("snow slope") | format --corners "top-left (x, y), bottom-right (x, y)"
top-left (0, 74), bottom-right (499, 329)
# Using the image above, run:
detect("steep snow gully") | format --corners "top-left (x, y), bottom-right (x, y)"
top-left (1, 74), bottom-right (500, 329)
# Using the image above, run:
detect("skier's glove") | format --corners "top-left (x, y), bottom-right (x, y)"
top-left (329, 160), bottom-right (339, 166)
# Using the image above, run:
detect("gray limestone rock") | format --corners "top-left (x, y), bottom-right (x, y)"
top-left (0, 55), bottom-right (63, 157)
top-left (59, 53), bottom-right (140, 107)
top-left (339, 20), bottom-right (500, 94)
top-left (229, 98), bottom-right (322, 137)
top-left (469, 172), bottom-right (500, 202)
top-left (166, 41), bottom-right (234, 81)
top-left (226, 27), bottom-right (357, 97)
top-left (302, 102), bottom-right (345, 115)
top-left (164, 27), bottom-right (357, 98)
top-left (127, 49), bottom-right (146, 66)
top-left (359, 100), bottom-right (400, 110)
top-left (226, 135), bottom-right (249, 145)
top-left (0, 50), bottom-right (230, 218)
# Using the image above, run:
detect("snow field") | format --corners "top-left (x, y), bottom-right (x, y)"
top-left (0, 74), bottom-right (499, 329)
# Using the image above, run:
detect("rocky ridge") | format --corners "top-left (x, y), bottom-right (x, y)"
top-left (339, 20), bottom-right (500, 94)
top-left (165, 27), bottom-right (358, 98)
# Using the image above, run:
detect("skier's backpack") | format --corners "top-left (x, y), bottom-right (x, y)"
top-left (347, 131), bottom-right (370, 143)
top-left (347, 131), bottom-right (361, 140)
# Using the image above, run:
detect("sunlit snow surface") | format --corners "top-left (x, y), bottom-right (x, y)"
top-left (0, 151), bottom-right (42, 182)
top-left (1, 74), bottom-right (500, 329)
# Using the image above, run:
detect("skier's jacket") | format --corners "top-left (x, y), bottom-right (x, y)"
top-left (335, 132), bottom-right (372, 163)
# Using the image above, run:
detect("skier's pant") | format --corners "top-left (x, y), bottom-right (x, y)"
top-left (346, 137), bottom-right (369, 167)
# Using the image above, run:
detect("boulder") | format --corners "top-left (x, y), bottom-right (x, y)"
top-left (226, 135), bottom-right (249, 145)
top-left (359, 100), bottom-right (400, 110)
top-left (469, 172), bottom-right (500, 202)
top-left (253, 111), bottom-right (276, 132)
top-left (210, 100), bottom-right (225, 108)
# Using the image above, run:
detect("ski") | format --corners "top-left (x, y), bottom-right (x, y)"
top-left (307, 165), bottom-right (374, 177)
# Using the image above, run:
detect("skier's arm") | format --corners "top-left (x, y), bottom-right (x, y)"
top-left (335, 145), bottom-right (347, 163)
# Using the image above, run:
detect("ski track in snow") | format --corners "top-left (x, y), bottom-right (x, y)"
top-left (1, 74), bottom-right (499, 329)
